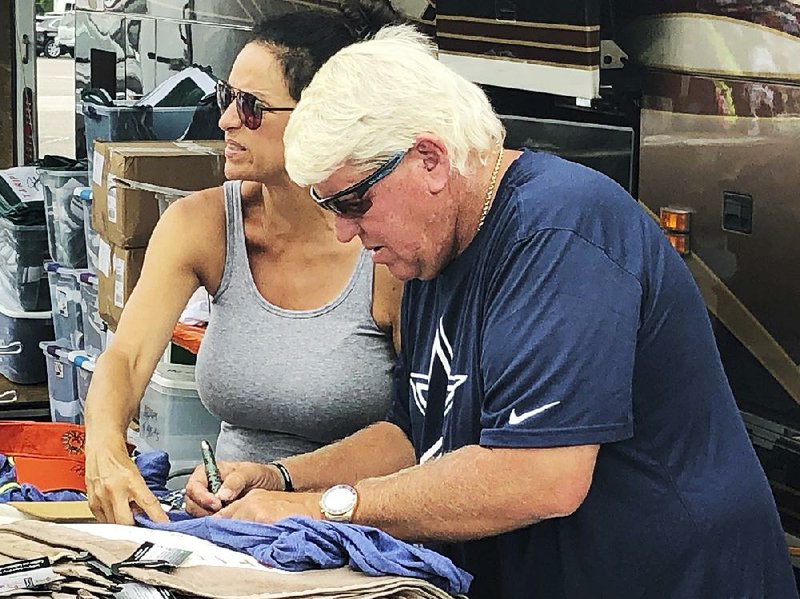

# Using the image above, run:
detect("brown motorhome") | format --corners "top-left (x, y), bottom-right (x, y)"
top-left (621, 1), bottom-right (800, 535)
top-left (408, 0), bottom-right (800, 535)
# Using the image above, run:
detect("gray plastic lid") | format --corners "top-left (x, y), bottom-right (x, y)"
top-left (68, 350), bottom-right (95, 371)
top-left (39, 341), bottom-right (71, 359)
top-left (150, 364), bottom-right (197, 391)
top-left (38, 168), bottom-right (88, 178)
top-left (46, 263), bottom-right (84, 280)
top-left (0, 285), bottom-right (50, 319)
top-left (79, 272), bottom-right (99, 285)
top-left (73, 187), bottom-right (93, 202)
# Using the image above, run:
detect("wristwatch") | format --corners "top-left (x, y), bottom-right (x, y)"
top-left (319, 484), bottom-right (359, 522)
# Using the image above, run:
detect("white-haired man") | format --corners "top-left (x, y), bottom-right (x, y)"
top-left (185, 25), bottom-right (797, 598)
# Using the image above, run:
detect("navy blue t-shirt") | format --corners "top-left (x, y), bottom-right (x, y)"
top-left (387, 151), bottom-right (796, 599)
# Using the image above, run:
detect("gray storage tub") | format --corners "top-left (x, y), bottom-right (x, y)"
top-left (40, 341), bottom-right (80, 423)
top-left (78, 271), bottom-right (105, 357)
top-left (0, 217), bottom-right (51, 312)
top-left (38, 167), bottom-right (89, 268)
top-left (45, 262), bottom-right (88, 350)
top-left (71, 350), bottom-right (94, 422)
top-left (0, 289), bottom-right (53, 384)
top-left (75, 188), bottom-right (99, 274)
top-left (82, 102), bottom-right (201, 174)
top-left (139, 365), bottom-right (220, 465)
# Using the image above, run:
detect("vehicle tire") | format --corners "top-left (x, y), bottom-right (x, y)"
top-left (45, 39), bottom-right (61, 59)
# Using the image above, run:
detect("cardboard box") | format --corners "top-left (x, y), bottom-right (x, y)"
top-left (96, 238), bottom-right (147, 331)
top-left (91, 140), bottom-right (225, 248)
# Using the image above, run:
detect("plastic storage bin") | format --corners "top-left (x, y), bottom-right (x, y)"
top-left (0, 218), bottom-right (51, 311)
top-left (82, 102), bottom-right (201, 173)
top-left (38, 167), bottom-right (89, 268)
top-left (74, 188), bottom-right (99, 274)
top-left (82, 102), bottom-right (153, 174)
top-left (151, 105), bottom-right (202, 140)
top-left (40, 342), bottom-right (80, 423)
top-left (70, 351), bottom-right (94, 421)
top-left (78, 272), bottom-right (105, 357)
top-left (46, 262), bottom-right (88, 350)
top-left (139, 365), bottom-right (220, 465)
top-left (0, 287), bottom-right (53, 384)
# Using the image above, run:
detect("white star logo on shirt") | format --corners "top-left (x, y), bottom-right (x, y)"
top-left (409, 318), bottom-right (468, 462)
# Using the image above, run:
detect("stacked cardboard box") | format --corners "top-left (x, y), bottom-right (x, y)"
top-left (90, 140), bottom-right (225, 330)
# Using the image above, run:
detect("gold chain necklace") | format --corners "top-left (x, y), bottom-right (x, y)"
top-left (476, 146), bottom-right (505, 234)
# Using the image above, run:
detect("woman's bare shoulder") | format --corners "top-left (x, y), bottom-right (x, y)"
top-left (166, 185), bottom-right (226, 218)
top-left (145, 185), bottom-right (228, 287)
top-left (153, 185), bottom-right (227, 254)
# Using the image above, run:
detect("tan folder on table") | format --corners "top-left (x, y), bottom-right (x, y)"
top-left (7, 501), bottom-right (96, 522)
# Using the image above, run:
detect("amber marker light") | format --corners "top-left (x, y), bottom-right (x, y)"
top-left (659, 208), bottom-right (692, 256)
top-left (659, 208), bottom-right (691, 233)
top-left (666, 232), bottom-right (691, 256)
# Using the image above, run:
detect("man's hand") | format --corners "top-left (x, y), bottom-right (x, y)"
top-left (184, 461), bottom-right (282, 516)
top-left (214, 489), bottom-right (322, 524)
top-left (85, 441), bottom-right (168, 525)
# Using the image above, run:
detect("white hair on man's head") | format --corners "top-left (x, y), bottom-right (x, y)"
top-left (284, 24), bottom-right (505, 187)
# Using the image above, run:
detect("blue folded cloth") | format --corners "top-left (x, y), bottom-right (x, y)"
top-left (137, 512), bottom-right (472, 595)
top-left (135, 450), bottom-right (171, 497)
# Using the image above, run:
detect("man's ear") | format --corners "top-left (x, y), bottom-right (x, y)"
top-left (414, 137), bottom-right (450, 195)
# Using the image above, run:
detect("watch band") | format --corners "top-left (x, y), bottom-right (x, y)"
top-left (268, 461), bottom-right (294, 492)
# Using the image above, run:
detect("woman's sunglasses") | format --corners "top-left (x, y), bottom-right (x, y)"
top-left (215, 80), bottom-right (294, 130)
top-left (309, 151), bottom-right (407, 217)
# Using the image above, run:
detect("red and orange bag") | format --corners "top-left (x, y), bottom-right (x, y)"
top-left (171, 322), bottom-right (206, 355)
top-left (0, 421), bottom-right (87, 492)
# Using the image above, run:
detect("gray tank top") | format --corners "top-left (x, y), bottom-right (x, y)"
top-left (195, 180), bottom-right (395, 463)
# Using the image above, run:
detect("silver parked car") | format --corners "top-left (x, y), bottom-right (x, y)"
top-left (35, 14), bottom-right (62, 58)
top-left (56, 11), bottom-right (75, 57)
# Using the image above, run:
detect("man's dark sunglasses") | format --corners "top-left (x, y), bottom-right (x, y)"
top-left (215, 80), bottom-right (294, 130)
top-left (310, 151), bottom-right (406, 217)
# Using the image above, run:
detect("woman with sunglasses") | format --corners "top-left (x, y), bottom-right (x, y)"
top-left (83, 0), bottom-right (404, 526)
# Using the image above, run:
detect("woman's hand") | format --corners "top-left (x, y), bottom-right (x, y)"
top-left (184, 460), bottom-right (283, 516)
top-left (85, 439), bottom-right (168, 525)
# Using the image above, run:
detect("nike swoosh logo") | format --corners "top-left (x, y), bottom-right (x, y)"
top-left (508, 401), bottom-right (561, 425)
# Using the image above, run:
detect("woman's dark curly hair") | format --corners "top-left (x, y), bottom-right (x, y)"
top-left (250, 0), bottom-right (404, 101)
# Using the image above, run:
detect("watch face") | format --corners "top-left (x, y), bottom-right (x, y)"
top-left (324, 485), bottom-right (357, 515)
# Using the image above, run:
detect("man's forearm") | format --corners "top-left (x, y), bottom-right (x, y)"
top-left (352, 443), bottom-right (598, 543)
top-left (280, 421), bottom-right (417, 491)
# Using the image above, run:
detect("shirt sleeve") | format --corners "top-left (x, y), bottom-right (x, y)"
top-left (479, 229), bottom-right (641, 448)
top-left (384, 352), bottom-right (412, 439)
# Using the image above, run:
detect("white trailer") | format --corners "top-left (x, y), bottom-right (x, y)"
top-left (51, 0), bottom-right (74, 14)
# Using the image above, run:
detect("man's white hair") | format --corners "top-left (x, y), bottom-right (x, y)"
top-left (284, 24), bottom-right (505, 187)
